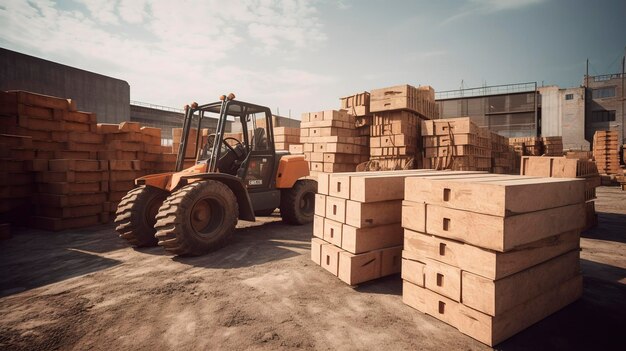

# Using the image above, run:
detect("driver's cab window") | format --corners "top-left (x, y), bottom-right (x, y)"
top-left (244, 112), bottom-right (270, 152)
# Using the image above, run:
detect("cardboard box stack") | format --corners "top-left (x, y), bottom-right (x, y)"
top-left (401, 173), bottom-right (585, 346)
top-left (421, 118), bottom-right (491, 171)
top-left (311, 169), bottom-right (484, 285)
top-left (520, 156), bottom-right (600, 230)
top-left (273, 127), bottom-right (300, 151)
top-left (366, 85), bottom-right (438, 171)
top-left (592, 130), bottom-right (620, 175)
top-left (542, 136), bottom-right (563, 156)
top-left (300, 110), bottom-right (369, 178)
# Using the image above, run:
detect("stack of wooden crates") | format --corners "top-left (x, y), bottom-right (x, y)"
top-left (0, 90), bottom-right (182, 231)
top-left (310, 170), bottom-right (482, 285)
top-left (421, 118), bottom-right (491, 171)
top-left (542, 136), bottom-right (563, 156)
top-left (401, 173), bottom-right (585, 346)
top-left (273, 127), bottom-right (300, 151)
top-left (299, 110), bottom-right (369, 178)
top-left (367, 85), bottom-right (438, 170)
top-left (592, 130), bottom-right (620, 175)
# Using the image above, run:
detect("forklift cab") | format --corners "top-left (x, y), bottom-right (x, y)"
top-left (178, 96), bottom-right (284, 193)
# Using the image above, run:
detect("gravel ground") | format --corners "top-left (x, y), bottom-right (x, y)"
top-left (0, 186), bottom-right (624, 350)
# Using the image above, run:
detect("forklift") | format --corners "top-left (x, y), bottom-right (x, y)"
top-left (114, 93), bottom-right (316, 256)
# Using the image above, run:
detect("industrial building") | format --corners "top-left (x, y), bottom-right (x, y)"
top-left (584, 73), bottom-right (625, 145)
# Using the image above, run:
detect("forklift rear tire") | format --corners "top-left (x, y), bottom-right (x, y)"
top-left (280, 179), bottom-right (317, 225)
top-left (154, 180), bottom-right (238, 256)
top-left (115, 186), bottom-right (169, 247)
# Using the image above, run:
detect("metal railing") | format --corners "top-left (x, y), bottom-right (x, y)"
top-left (436, 82), bottom-right (537, 100)
top-left (592, 73), bottom-right (624, 82)
top-left (131, 100), bottom-right (185, 113)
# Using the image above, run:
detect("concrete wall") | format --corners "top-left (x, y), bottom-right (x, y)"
top-left (538, 86), bottom-right (588, 150)
top-left (585, 74), bottom-right (625, 145)
top-left (0, 48), bottom-right (130, 123)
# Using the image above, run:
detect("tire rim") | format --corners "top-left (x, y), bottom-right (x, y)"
top-left (299, 191), bottom-right (315, 216)
top-left (190, 197), bottom-right (225, 238)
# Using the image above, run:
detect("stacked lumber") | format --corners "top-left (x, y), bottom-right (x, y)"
top-left (0, 134), bottom-right (35, 224)
top-left (31, 159), bottom-right (110, 230)
top-left (370, 85), bottom-right (439, 119)
top-left (490, 132), bottom-right (516, 174)
top-left (592, 130), bottom-right (620, 175)
top-left (401, 173), bottom-right (585, 346)
top-left (565, 150), bottom-right (593, 160)
top-left (521, 156), bottom-right (600, 230)
top-left (273, 127), bottom-right (300, 151)
top-left (300, 110), bottom-right (369, 177)
top-left (311, 169), bottom-right (483, 285)
top-left (340, 92), bottom-right (369, 117)
top-left (0, 90), bottom-right (190, 231)
top-left (422, 118), bottom-right (491, 171)
top-left (366, 111), bottom-right (424, 170)
top-left (542, 136), bottom-right (563, 156)
top-left (508, 137), bottom-right (542, 156)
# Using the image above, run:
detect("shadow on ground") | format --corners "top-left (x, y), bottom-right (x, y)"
top-left (0, 224), bottom-right (123, 297)
top-left (172, 220), bottom-right (312, 269)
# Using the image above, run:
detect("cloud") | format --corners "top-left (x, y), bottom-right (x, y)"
top-left (0, 0), bottom-right (330, 114)
top-left (442, 0), bottom-right (545, 25)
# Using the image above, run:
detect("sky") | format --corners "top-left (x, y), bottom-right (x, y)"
top-left (0, 0), bottom-right (625, 118)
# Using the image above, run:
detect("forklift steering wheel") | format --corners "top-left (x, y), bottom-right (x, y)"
top-left (222, 137), bottom-right (244, 154)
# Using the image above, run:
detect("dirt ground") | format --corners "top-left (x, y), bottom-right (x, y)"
top-left (0, 187), bottom-right (624, 351)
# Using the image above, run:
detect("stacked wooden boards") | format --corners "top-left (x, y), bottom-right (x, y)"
top-left (422, 118), bottom-right (492, 172)
top-left (369, 84), bottom-right (438, 119)
top-left (592, 130), bottom-right (620, 175)
top-left (509, 137), bottom-right (542, 156)
top-left (520, 156), bottom-right (600, 229)
top-left (311, 169), bottom-right (484, 285)
top-left (0, 134), bottom-right (35, 224)
top-left (300, 110), bottom-right (369, 178)
top-left (542, 136), bottom-right (563, 156)
top-left (367, 111), bottom-right (425, 170)
top-left (401, 173), bottom-right (585, 346)
top-left (0, 90), bottom-right (185, 231)
top-left (273, 127), bottom-right (300, 151)
top-left (340, 92), bottom-right (370, 117)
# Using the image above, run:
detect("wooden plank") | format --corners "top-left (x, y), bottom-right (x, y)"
top-left (403, 229), bottom-right (580, 279)
top-left (406, 176), bottom-right (584, 216)
top-left (345, 200), bottom-right (402, 228)
top-left (381, 245), bottom-right (403, 276)
top-left (310, 238), bottom-right (325, 265)
top-left (313, 215), bottom-right (324, 238)
top-left (422, 257), bottom-right (461, 301)
top-left (321, 243), bottom-right (342, 276)
top-left (462, 250), bottom-right (580, 316)
top-left (325, 196), bottom-right (346, 223)
top-left (338, 250), bottom-right (382, 285)
top-left (402, 276), bottom-right (582, 346)
top-left (425, 203), bottom-right (585, 251)
top-left (341, 223), bottom-right (403, 254)
top-left (401, 256), bottom-right (425, 287)
top-left (314, 194), bottom-right (326, 216)
top-left (401, 200), bottom-right (426, 233)
top-left (323, 218), bottom-right (343, 247)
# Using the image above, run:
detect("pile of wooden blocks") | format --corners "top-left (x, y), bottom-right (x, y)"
top-left (311, 170), bottom-right (480, 285)
top-left (508, 137), bottom-right (542, 156)
top-left (520, 156), bottom-right (600, 230)
top-left (401, 173), bottom-right (585, 346)
top-left (592, 130), bottom-right (620, 175)
top-left (273, 127), bottom-right (300, 151)
top-left (542, 136), bottom-right (563, 156)
top-left (421, 118), bottom-right (491, 171)
top-left (365, 85), bottom-right (438, 171)
top-left (0, 90), bottom-right (185, 231)
top-left (299, 110), bottom-right (369, 177)
top-left (31, 159), bottom-right (110, 230)
top-left (340, 91), bottom-right (369, 117)
top-left (490, 132), bottom-right (516, 174)
top-left (0, 134), bottom-right (35, 224)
